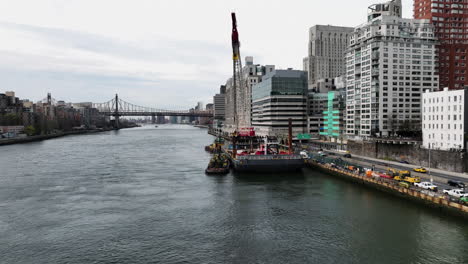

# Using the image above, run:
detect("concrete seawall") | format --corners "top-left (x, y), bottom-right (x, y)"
top-left (347, 140), bottom-right (467, 173)
top-left (0, 129), bottom-right (113, 146)
top-left (308, 160), bottom-right (468, 219)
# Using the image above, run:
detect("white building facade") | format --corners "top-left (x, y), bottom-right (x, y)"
top-left (224, 57), bottom-right (274, 132)
top-left (422, 87), bottom-right (468, 150)
top-left (345, 0), bottom-right (439, 138)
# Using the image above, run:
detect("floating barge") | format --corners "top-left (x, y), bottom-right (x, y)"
top-left (225, 121), bottom-right (306, 173)
top-left (233, 154), bottom-right (305, 172)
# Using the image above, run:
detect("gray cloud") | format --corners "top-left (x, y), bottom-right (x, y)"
top-left (0, 21), bottom-right (230, 108)
top-left (0, 21), bottom-right (227, 66)
top-left (0, 68), bottom-right (218, 109)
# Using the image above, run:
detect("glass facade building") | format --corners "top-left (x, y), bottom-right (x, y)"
top-left (252, 69), bottom-right (308, 136)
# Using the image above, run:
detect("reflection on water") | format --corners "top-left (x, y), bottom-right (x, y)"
top-left (0, 124), bottom-right (466, 264)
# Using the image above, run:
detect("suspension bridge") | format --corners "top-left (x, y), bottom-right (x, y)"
top-left (92, 94), bottom-right (213, 125)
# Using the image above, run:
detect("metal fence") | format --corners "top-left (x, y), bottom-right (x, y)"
top-left (308, 154), bottom-right (465, 205)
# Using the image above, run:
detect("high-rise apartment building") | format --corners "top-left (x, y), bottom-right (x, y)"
top-left (346, 0), bottom-right (439, 138)
top-left (224, 57), bottom-right (274, 132)
top-left (213, 85), bottom-right (226, 120)
top-left (241, 56), bottom-right (275, 128)
top-left (224, 77), bottom-right (235, 130)
top-left (414, 0), bottom-right (468, 90)
top-left (304, 25), bottom-right (353, 89)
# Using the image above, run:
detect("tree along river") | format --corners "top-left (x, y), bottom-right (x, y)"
top-left (0, 125), bottom-right (466, 264)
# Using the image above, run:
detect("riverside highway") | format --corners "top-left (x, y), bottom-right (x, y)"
top-left (320, 149), bottom-right (467, 193)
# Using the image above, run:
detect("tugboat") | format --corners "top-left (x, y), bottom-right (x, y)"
top-left (205, 153), bottom-right (230, 175)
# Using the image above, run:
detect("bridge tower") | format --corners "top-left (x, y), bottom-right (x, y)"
top-left (114, 94), bottom-right (120, 128)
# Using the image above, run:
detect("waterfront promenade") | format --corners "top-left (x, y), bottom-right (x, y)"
top-left (319, 147), bottom-right (468, 181)
top-left (0, 124), bottom-right (142, 146)
top-left (0, 129), bottom-right (109, 146)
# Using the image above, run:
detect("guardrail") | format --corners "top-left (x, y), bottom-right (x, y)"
top-left (307, 158), bottom-right (468, 218)
top-left (237, 154), bottom-right (303, 160)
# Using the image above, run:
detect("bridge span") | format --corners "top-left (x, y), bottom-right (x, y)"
top-left (93, 94), bottom-right (213, 125)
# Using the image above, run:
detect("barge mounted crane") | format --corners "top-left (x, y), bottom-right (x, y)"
top-left (226, 14), bottom-right (305, 171)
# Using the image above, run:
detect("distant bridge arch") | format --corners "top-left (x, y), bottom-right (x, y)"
top-left (93, 94), bottom-right (213, 126)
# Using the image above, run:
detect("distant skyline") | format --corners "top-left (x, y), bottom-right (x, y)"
top-left (0, 0), bottom-right (414, 109)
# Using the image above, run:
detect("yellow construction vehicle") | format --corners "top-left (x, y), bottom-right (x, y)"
top-left (403, 175), bottom-right (421, 183)
top-left (388, 168), bottom-right (411, 181)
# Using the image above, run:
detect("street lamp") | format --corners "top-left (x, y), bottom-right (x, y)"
top-left (429, 144), bottom-right (433, 183)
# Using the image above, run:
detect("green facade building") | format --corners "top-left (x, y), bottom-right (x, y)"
top-left (319, 91), bottom-right (344, 138)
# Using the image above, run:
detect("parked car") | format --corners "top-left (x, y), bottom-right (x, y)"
top-left (379, 173), bottom-right (393, 179)
top-left (414, 181), bottom-right (438, 192)
top-left (413, 167), bottom-right (427, 173)
top-left (399, 160), bottom-right (410, 164)
top-left (447, 180), bottom-right (466, 189)
top-left (343, 153), bottom-right (352, 158)
top-left (300, 151), bottom-right (309, 159)
top-left (460, 196), bottom-right (468, 205)
top-left (443, 189), bottom-right (466, 198)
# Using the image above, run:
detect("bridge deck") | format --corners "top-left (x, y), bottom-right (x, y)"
top-left (99, 111), bottom-right (213, 117)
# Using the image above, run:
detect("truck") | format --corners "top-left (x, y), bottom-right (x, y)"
top-left (443, 189), bottom-right (467, 198)
top-left (414, 181), bottom-right (438, 192)
top-left (388, 168), bottom-right (412, 181)
top-left (403, 175), bottom-right (421, 184)
top-left (238, 127), bottom-right (255, 137)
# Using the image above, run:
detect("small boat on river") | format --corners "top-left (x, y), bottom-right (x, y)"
top-left (205, 153), bottom-right (230, 175)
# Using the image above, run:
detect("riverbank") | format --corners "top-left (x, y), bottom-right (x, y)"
top-left (0, 128), bottom-right (115, 146)
top-left (307, 159), bottom-right (468, 219)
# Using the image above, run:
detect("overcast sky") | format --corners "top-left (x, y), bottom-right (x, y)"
top-left (0, 0), bottom-right (413, 109)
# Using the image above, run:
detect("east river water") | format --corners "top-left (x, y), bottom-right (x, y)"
top-left (0, 125), bottom-right (467, 263)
